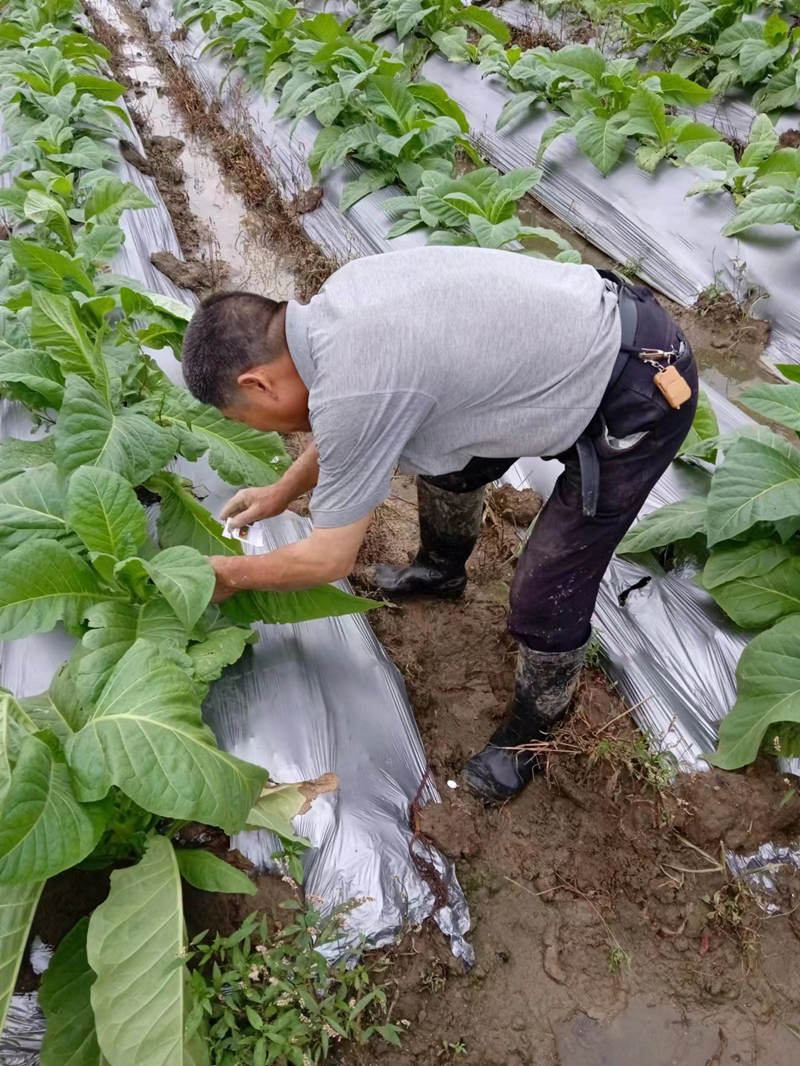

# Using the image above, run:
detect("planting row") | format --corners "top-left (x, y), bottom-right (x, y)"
top-left (0, 0), bottom-right (381, 1060)
top-left (177, 0), bottom-right (800, 239)
top-left (522, 0), bottom-right (800, 112)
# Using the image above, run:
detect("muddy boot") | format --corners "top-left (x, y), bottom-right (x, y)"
top-left (371, 479), bottom-right (484, 599)
top-left (462, 636), bottom-right (589, 803)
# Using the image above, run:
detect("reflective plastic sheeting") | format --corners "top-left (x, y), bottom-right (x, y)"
top-left (0, 997), bottom-right (44, 1066)
top-left (210, 517), bottom-right (472, 959)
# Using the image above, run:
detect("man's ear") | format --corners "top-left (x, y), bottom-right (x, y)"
top-left (237, 365), bottom-right (276, 397)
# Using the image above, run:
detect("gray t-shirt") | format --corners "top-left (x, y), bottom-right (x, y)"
top-left (284, 247), bottom-right (621, 529)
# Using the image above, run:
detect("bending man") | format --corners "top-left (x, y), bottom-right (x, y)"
top-left (181, 246), bottom-right (697, 803)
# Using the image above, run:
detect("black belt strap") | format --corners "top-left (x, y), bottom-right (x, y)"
top-left (576, 278), bottom-right (639, 518)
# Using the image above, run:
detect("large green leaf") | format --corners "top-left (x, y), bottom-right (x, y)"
top-left (0, 348), bottom-right (65, 409)
top-left (0, 880), bottom-right (44, 1036)
top-left (0, 693), bottom-right (34, 806)
top-left (706, 431), bottom-right (800, 546)
top-left (87, 835), bottom-right (208, 1066)
top-left (30, 292), bottom-right (103, 384)
top-left (741, 382), bottom-right (800, 432)
top-left (65, 639), bottom-right (266, 830)
top-left (9, 236), bottom-right (93, 295)
top-left (707, 557), bottom-right (800, 629)
top-left (40, 918), bottom-right (106, 1066)
top-left (0, 436), bottom-right (55, 483)
top-left (66, 466), bottom-right (147, 559)
top-left (83, 176), bottom-right (154, 224)
top-left (0, 463), bottom-right (71, 549)
top-left (152, 472), bottom-right (237, 556)
top-left (158, 389), bottom-right (290, 487)
top-left (0, 538), bottom-right (110, 639)
top-left (710, 615), bottom-right (800, 769)
top-left (573, 113), bottom-right (628, 175)
top-left (0, 734), bottom-right (108, 884)
top-left (221, 583), bottom-right (379, 626)
top-left (141, 546), bottom-right (215, 630)
top-left (175, 848), bottom-right (256, 894)
top-left (618, 497), bottom-right (708, 554)
top-left (186, 624), bottom-right (255, 683)
top-left (76, 600), bottom-right (189, 704)
top-left (701, 538), bottom-right (794, 590)
top-left (55, 375), bottom-right (178, 483)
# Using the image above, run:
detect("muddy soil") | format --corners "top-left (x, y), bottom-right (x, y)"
top-left (347, 481), bottom-right (800, 1066)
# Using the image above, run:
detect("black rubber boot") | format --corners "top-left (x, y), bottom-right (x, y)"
top-left (462, 636), bottom-right (590, 803)
top-left (370, 478), bottom-right (484, 599)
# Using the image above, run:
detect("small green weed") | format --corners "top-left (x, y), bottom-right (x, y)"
top-left (607, 943), bottom-right (632, 975)
top-left (439, 1039), bottom-right (468, 1058)
top-left (188, 902), bottom-right (403, 1065)
top-left (592, 735), bottom-right (676, 791)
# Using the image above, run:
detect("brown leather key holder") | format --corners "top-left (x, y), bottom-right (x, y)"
top-left (653, 365), bottom-right (693, 409)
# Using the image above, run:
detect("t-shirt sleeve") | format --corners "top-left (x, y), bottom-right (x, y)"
top-left (309, 389), bottom-right (436, 528)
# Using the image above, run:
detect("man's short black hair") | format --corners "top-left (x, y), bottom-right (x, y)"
top-left (182, 290), bottom-right (287, 408)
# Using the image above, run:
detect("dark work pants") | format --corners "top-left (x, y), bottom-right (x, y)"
top-left (422, 288), bottom-right (698, 654)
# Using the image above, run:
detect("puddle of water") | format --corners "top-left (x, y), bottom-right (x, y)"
top-left (100, 0), bottom-right (296, 299)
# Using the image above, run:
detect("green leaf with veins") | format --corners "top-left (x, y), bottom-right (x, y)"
top-left (39, 917), bottom-right (105, 1066)
top-left (0, 881), bottom-right (44, 1037)
top-left (65, 639), bottom-right (266, 829)
top-left (741, 382), bottom-right (800, 432)
top-left (155, 386), bottom-right (290, 486)
top-left (55, 375), bottom-right (178, 483)
top-left (0, 538), bottom-right (111, 640)
top-left (75, 600), bottom-right (189, 705)
top-left (9, 236), bottom-right (93, 294)
top-left (706, 557), bottom-right (800, 629)
top-left (88, 836), bottom-right (208, 1066)
top-left (83, 176), bottom-right (154, 224)
top-left (701, 538), bottom-right (795, 590)
top-left (30, 292), bottom-right (104, 385)
top-left (710, 615), bottom-right (800, 769)
top-left (141, 546), bottom-right (216, 630)
top-left (0, 734), bottom-right (109, 884)
top-left (706, 431), bottom-right (800, 546)
top-left (176, 849), bottom-right (256, 894)
top-left (0, 437), bottom-right (55, 483)
top-left (0, 464), bottom-right (72, 549)
top-left (186, 624), bottom-right (255, 683)
top-left (66, 465), bottom-right (147, 558)
top-left (0, 348), bottom-right (65, 409)
top-left (618, 497), bottom-right (708, 554)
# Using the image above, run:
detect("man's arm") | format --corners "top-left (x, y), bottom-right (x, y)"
top-left (209, 513), bottom-right (372, 601)
top-left (221, 441), bottom-right (320, 529)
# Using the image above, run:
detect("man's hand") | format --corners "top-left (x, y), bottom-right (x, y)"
top-left (220, 484), bottom-right (292, 530)
top-left (206, 515), bottom-right (373, 597)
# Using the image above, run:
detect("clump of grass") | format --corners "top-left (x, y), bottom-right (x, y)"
top-left (188, 901), bottom-right (403, 1065)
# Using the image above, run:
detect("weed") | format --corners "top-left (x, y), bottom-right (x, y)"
top-left (439, 1039), bottom-right (469, 1057)
top-left (583, 631), bottom-right (604, 670)
top-left (189, 901), bottom-right (404, 1064)
top-left (607, 943), bottom-right (632, 974)
top-left (591, 735), bottom-right (676, 791)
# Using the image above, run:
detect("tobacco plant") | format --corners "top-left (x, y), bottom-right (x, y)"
top-left (0, 1), bottom-right (375, 1060)
top-left (618, 377), bottom-right (800, 769)
top-left (384, 165), bottom-right (581, 258)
